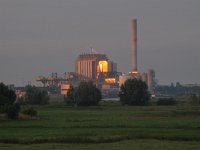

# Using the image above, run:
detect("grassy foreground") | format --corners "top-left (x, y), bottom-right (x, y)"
top-left (1, 139), bottom-right (200, 150)
top-left (1, 100), bottom-right (200, 149)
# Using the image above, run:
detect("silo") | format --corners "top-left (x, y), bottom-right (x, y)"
top-left (142, 72), bottom-right (148, 84)
top-left (147, 69), bottom-right (155, 92)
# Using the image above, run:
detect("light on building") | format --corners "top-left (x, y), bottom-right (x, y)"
top-left (105, 78), bottom-right (116, 84)
top-left (98, 61), bottom-right (108, 73)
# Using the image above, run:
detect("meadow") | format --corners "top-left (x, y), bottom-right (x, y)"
top-left (1, 100), bottom-right (200, 149)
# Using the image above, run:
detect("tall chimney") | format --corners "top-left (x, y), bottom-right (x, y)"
top-left (132, 19), bottom-right (137, 72)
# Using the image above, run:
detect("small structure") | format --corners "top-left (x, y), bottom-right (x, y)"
top-left (60, 84), bottom-right (71, 95)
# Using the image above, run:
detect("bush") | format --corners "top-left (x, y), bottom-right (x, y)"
top-left (25, 86), bottom-right (49, 105)
top-left (119, 79), bottom-right (150, 105)
top-left (6, 103), bottom-right (21, 119)
top-left (157, 98), bottom-right (176, 106)
top-left (21, 107), bottom-right (37, 117)
top-left (75, 81), bottom-right (102, 106)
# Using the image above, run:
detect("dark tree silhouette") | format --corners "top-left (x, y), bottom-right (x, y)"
top-left (0, 83), bottom-right (16, 106)
top-left (119, 78), bottom-right (150, 105)
top-left (75, 81), bottom-right (102, 106)
top-left (25, 86), bottom-right (49, 105)
top-left (0, 83), bottom-right (20, 119)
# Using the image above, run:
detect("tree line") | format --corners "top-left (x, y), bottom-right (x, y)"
top-left (65, 79), bottom-right (150, 106)
top-left (1, 79), bottom-right (150, 119)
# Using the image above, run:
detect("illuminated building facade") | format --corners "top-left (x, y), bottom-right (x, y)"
top-left (75, 53), bottom-right (117, 81)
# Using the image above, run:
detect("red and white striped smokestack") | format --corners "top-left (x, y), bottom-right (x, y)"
top-left (132, 19), bottom-right (137, 72)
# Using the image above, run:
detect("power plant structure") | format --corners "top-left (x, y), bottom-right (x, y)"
top-left (36, 18), bottom-right (156, 95)
top-left (75, 53), bottom-right (117, 82)
top-left (129, 19), bottom-right (140, 78)
top-left (119, 19), bottom-right (156, 93)
top-left (36, 52), bottom-right (119, 96)
top-left (75, 54), bottom-right (107, 80)
top-left (36, 72), bottom-right (67, 87)
top-left (131, 19), bottom-right (138, 73)
top-left (74, 53), bottom-right (119, 97)
top-left (147, 69), bottom-right (156, 92)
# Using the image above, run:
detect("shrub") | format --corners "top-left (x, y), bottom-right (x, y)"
top-left (6, 103), bottom-right (21, 119)
top-left (119, 78), bottom-right (150, 105)
top-left (22, 107), bottom-right (37, 117)
top-left (157, 98), bottom-right (176, 106)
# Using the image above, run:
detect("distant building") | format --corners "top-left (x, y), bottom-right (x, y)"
top-left (147, 69), bottom-right (155, 92)
top-left (142, 72), bottom-right (148, 83)
top-left (15, 91), bottom-right (26, 98)
top-left (61, 84), bottom-right (71, 95)
top-left (75, 53), bottom-right (117, 80)
top-left (108, 61), bottom-right (117, 72)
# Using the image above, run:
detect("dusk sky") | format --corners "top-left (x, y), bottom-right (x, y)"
top-left (0, 0), bottom-right (200, 86)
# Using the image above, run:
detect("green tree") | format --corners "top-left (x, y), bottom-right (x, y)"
top-left (25, 86), bottom-right (49, 105)
top-left (0, 83), bottom-right (16, 106)
top-left (0, 83), bottom-right (20, 119)
top-left (119, 78), bottom-right (150, 105)
top-left (75, 81), bottom-right (101, 106)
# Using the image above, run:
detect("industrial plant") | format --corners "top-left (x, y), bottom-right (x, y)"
top-left (35, 19), bottom-right (156, 97)
top-left (75, 53), bottom-right (117, 81)
top-left (118, 19), bottom-right (156, 94)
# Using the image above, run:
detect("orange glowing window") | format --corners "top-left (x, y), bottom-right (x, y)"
top-left (98, 61), bottom-right (108, 72)
top-left (105, 78), bottom-right (116, 84)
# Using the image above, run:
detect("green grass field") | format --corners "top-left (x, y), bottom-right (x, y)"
top-left (1, 100), bottom-right (200, 149)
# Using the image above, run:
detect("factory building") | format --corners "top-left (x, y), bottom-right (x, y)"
top-left (119, 19), bottom-right (140, 88)
top-left (108, 61), bottom-right (117, 73)
top-left (118, 19), bottom-right (156, 93)
top-left (75, 53), bottom-right (117, 81)
top-left (36, 18), bottom-right (156, 96)
top-left (119, 70), bottom-right (156, 92)
top-left (147, 69), bottom-right (155, 92)
top-left (142, 72), bottom-right (148, 83)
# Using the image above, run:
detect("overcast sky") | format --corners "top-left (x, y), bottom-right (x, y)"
top-left (0, 0), bottom-right (200, 86)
